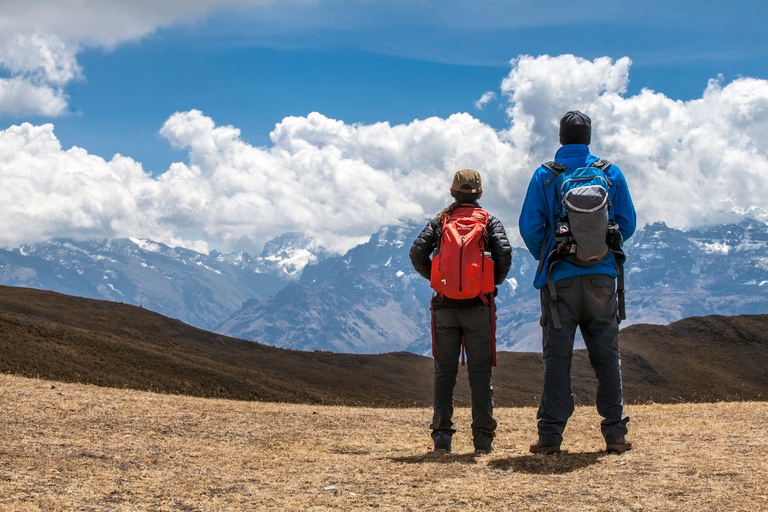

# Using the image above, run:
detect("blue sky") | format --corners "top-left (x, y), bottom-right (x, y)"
top-left (6, 0), bottom-right (767, 172)
top-left (1, 0), bottom-right (767, 254)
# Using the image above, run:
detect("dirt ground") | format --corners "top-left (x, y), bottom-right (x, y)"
top-left (1, 373), bottom-right (767, 511)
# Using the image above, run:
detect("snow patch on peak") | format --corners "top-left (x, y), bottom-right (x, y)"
top-left (61, 242), bottom-right (118, 263)
top-left (130, 237), bottom-right (163, 253)
top-left (699, 241), bottom-right (731, 255)
top-left (375, 224), bottom-right (414, 249)
top-left (258, 232), bottom-right (329, 278)
top-left (263, 248), bottom-right (315, 276)
top-left (195, 261), bottom-right (222, 274)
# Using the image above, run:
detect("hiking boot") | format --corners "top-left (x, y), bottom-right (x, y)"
top-left (605, 437), bottom-right (633, 453)
top-left (474, 444), bottom-right (494, 455)
top-left (433, 432), bottom-right (452, 454)
top-left (529, 438), bottom-right (561, 455)
top-left (473, 433), bottom-right (494, 455)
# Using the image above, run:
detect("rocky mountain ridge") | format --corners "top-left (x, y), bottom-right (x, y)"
top-left (1, 218), bottom-right (766, 353)
top-left (219, 217), bottom-right (768, 353)
top-left (0, 234), bottom-right (325, 331)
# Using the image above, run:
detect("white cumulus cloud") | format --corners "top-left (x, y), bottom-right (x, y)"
top-left (499, 55), bottom-right (768, 230)
top-left (0, 0), bottom-right (273, 116)
top-left (156, 109), bottom-right (518, 253)
top-left (474, 91), bottom-right (496, 110)
top-left (1, 54), bottom-right (767, 255)
top-left (0, 109), bottom-right (518, 254)
top-left (0, 76), bottom-right (69, 117)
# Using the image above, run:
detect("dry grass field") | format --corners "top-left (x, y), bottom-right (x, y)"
top-left (2, 373), bottom-right (767, 511)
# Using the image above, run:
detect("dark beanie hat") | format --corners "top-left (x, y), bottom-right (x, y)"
top-left (559, 110), bottom-right (591, 145)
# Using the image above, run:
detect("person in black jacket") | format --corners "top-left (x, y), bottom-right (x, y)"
top-left (410, 169), bottom-right (512, 454)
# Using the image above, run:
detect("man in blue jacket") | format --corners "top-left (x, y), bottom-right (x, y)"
top-left (518, 111), bottom-right (637, 454)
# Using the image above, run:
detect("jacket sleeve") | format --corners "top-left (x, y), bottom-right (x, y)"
top-left (487, 215), bottom-right (512, 285)
top-left (409, 219), bottom-right (439, 280)
top-left (518, 168), bottom-right (551, 261)
top-left (607, 164), bottom-right (637, 242)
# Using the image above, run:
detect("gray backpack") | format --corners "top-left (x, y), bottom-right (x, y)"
top-left (539, 159), bottom-right (626, 328)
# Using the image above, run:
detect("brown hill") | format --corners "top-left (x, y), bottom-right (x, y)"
top-left (1, 285), bottom-right (766, 407)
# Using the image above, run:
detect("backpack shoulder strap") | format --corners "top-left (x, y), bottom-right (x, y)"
top-left (473, 206), bottom-right (489, 223)
top-left (589, 159), bottom-right (613, 187)
top-left (542, 161), bottom-right (567, 186)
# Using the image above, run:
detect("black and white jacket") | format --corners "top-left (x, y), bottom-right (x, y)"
top-left (409, 202), bottom-right (512, 307)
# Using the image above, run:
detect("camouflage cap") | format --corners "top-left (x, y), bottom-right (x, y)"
top-left (451, 169), bottom-right (482, 193)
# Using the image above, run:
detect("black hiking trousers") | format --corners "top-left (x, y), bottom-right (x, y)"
top-left (430, 304), bottom-right (496, 447)
top-left (537, 274), bottom-right (629, 446)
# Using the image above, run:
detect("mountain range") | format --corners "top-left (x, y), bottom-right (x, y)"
top-left (0, 232), bottom-right (325, 332)
top-left (218, 217), bottom-right (768, 353)
top-left (1, 218), bottom-right (766, 354)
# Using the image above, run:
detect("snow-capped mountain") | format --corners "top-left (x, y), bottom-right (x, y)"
top-left (257, 232), bottom-right (330, 279)
top-left (216, 224), bottom-right (430, 353)
top-left (0, 235), bottom-right (327, 331)
top-left (2, 218), bottom-right (766, 354)
top-left (218, 217), bottom-right (768, 354)
top-left (214, 221), bottom-right (542, 354)
top-left (491, 218), bottom-right (768, 351)
top-left (621, 220), bottom-right (768, 324)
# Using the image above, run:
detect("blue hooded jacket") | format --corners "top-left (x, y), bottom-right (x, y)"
top-left (518, 144), bottom-right (637, 289)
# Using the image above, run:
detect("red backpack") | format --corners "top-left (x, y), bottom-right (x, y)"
top-left (430, 204), bottom-right (496, 299)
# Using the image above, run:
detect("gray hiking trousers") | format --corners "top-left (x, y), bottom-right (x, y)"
top-left (538, 274), bottom-right (629, 446)
top-left (430, 304), bottom-right (496, 445)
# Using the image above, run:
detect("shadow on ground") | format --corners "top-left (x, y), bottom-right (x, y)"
top-left (387, 452), bottom-right (482, 465)
top-left (489, 451), bottom-right (607, 474)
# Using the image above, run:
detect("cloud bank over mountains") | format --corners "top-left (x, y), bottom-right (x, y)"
top-left (2, 54), bottom-right (768, 255)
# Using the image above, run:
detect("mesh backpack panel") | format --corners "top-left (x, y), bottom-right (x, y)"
top-left (558, 170), bottom-right (612, 265)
